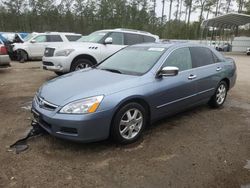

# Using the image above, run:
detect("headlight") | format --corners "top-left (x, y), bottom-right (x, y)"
top-left (59, 95), bottom-right (104, 114)
top-left (55, 49), bottom-right (75, 56)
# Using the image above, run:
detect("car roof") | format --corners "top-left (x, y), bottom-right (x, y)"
top-left (32, 32), bottom-right (81, 35)
top-left (130, 42), bottom-right (213, 49)
top-left (96, 28), bottom-right (158, 37)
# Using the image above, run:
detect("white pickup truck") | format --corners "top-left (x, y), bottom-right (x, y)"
top-left (42, 28), bottom-right (159, 75)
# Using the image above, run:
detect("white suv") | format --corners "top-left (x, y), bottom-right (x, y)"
top-left (12, 32), bottom-right (82, 62)
top-left (42, 28), bottom-right (159, 75)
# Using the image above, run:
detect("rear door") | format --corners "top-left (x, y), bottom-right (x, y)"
top-left (47, 35), bottom-right (64, 51)
top-left (189, 47), bottom-right (222, 101)
top-left (152, 47), bottom-right (198, 117)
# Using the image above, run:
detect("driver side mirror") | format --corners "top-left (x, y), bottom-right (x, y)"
top-left (156, 66), bottom-right (179, 78)
top-left (104, 37), bottom-right (112, 45)
top-left (30, 39), bottom-right (36, 43)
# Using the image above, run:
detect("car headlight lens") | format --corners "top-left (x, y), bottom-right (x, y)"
top-left (59, 95), bottom-right (104, 114)
top-left (55, 49), bottom-right (74, 56)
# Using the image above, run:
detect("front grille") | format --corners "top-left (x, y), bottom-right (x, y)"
top-left (44, 47), bottom-right (55, 57)
top-left (43, 61), bottom-right (54, 66)
top-left (36, 96), bottom-right (58, 111)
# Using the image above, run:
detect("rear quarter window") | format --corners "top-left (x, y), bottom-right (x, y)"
top-left (189, 47), bottom-right (215, 67)
top-left (143, 35), bottom-right (156, 42)
top-left (66, 35), bottom-right (82, 41)
top-left (124, 33), bottom-right (144, 45)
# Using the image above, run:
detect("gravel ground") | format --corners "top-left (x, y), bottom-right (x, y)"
top-left (0, 55), bottom-right (249, 188)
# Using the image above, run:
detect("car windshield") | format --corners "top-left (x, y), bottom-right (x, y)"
top-left (23, 33), bottom-right (36, 42)
top-left (97, 46), bottom-right (166, 76)
top-left (77, 31), bottom-right (108, 43)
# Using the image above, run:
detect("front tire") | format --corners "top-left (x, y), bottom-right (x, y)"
top-left (209, 81), bottom-right (228, 108)
top-left (111, 103), bottom-right (146, 144)
top-left (54, 71), bottom-right (64, 76)
top-left (18, 50), bottom-right (28, 63)
top-left (70, 58), bottom-right (93, 72)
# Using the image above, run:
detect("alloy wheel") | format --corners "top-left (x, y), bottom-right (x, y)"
top-left (119, 108), bottom-right (143, 140)
top-left (216, 84), bottom-right (226, 105)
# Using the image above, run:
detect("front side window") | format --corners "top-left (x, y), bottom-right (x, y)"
top-left (33, 35), bottom-right (47, 42)
top-left (162, 47), bottom-right (192, 71)
top-left (124, 33), bottom-right (144, 45)
top-left (48, 35), bottom-right (63, 42)
top-left (98, 46), bottom-right (166, 75)
top-left (78, 31), bottom-right (108, 43)
top-left (107, 32), bottom-right (124, 45)
top-left (190, 47), bottom-right (214, 67)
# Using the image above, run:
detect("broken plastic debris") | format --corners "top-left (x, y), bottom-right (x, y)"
top-left (9, 120), bottom-right (47, 154)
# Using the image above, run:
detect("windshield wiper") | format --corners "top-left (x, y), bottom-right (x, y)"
top-left (100, 68), bottom-right (122, 74)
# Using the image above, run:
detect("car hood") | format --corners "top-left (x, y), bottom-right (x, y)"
top-left (39, 68), bottom-right (141, 106)
top-left (49, 42), bottom-right (102, 51)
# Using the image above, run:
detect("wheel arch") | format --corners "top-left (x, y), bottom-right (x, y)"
top-left (71, 54), bottom-right (97, 68)
top-left (110, 96), bottom-right (152, 129)
top-left (221, 77), bottom-right (230, 90)
top-left (15, 48), bottom-right (29, 57)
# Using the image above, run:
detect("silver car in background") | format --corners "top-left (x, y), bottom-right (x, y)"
top-left (32, 42), bottom-right (237, 144)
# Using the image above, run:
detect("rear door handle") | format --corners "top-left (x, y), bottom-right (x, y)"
top-left (216, 67), bottom-right (222, 71)
top-left (188, 74), bottom-right (197, 80)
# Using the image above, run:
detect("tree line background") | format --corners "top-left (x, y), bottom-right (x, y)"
top-left (0, 0), bottom-right (250, 39)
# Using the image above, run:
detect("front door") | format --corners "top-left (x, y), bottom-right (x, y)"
top-left (101, 32), bottom-right (126, 61)
top-left (150, 47), bottom-right (198, 117)
top-left (29, 35), bottom-right (49, 57)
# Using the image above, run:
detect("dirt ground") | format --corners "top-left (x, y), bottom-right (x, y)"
top-left (0, 55), bottom-right (249, 188)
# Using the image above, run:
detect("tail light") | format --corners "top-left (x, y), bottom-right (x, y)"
top-left (0, 46), bottom-right (7, 55)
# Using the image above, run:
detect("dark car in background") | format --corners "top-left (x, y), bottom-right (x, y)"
top-left (32, 42), bottom-right (237, 144)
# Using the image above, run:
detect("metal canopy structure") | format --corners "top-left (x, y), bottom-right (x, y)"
top-left (201, 13), bottom-right (250, 29)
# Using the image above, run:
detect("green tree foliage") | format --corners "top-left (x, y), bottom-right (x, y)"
top-left (0, 0), bottom-right (249, 39)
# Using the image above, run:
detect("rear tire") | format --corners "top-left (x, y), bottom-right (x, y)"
top-left (111, 103), bottom-right (146, 144)
top-left (70, 58), bottom-right (93, 72)
top-left (208, 81), bottom-right (228, 108)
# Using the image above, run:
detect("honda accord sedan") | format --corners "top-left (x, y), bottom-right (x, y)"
top-left (32, 42), bottom-right (237, 144)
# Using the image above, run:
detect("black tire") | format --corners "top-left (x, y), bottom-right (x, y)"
top-left (70, 58), bottom-right (93, 72)
top-left (111, 103), bottom-right (147, 144)
top-left (54, 71), bottom-right (64, 76)
top-left (18, 50), bottom-right (29, 63)
top-left (208, 81), bottom-right (228, 108)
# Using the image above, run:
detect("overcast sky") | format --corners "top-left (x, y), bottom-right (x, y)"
top-left (153, 0), bottom-right (238, 21)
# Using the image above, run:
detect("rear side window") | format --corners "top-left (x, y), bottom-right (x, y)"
top-left (124, 33), bottom-right (144, 45)
top-left (162, 47), bottom-right (192, 71)
top-left (143, 35), bottom-right (156, 42)
top-left (190, 47), bottom-right (214, 67)
top-left (66, 35), bottom-right (81, 41)
top-left (47, 35), bottom-right (63, 42)
top-left (212, 52), bottom-right (221, 63)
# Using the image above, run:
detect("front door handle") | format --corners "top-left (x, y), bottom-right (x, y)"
top-left (216, 67), bottom-right (222, 71)
top-left (188, 74), bottom-right (197, 80)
